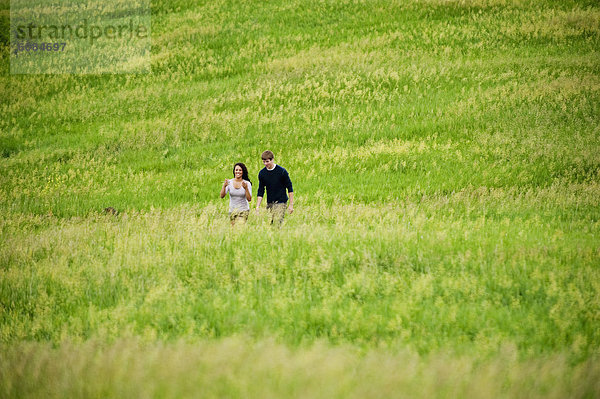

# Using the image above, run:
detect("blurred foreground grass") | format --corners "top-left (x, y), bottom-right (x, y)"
top-left (2, 338), bottom-right (599, 399)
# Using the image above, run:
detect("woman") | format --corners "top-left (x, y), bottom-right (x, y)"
top-left (220, 162), bottom-right (252, 225)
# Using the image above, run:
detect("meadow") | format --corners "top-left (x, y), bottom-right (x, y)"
top-left (1, 0), bottom-right (599, 397)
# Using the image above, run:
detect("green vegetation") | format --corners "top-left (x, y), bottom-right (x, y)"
top-left (1, 0), bottom-right (599, 397)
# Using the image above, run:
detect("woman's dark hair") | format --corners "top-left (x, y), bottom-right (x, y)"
top-left (233, 162), bottom-right (251, 184)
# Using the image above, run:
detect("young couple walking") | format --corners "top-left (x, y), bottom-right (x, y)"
top-left (220, 150), bottom-right (294, 226)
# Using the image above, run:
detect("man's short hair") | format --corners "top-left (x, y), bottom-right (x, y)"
top-left (261, 150), bottom-right (274, 160)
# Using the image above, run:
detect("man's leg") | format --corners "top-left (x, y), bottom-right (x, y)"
top-left (267, 203), bottom-right (286, 225)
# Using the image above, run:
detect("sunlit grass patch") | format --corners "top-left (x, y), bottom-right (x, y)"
top-left (500, 7), bottom-right (600, 41)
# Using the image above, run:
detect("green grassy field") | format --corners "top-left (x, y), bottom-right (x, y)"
top-left (1, 0), bottom-right (599, 397)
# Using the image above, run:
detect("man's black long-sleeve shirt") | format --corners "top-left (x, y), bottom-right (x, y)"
top-left (257, 165), bottom-right (293, 204)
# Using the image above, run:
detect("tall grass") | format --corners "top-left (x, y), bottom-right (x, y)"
top-left (1, 0), bottom-right (599, 395)
top-left (1, 202), bottom-right (598, 358)
top-left (1, 338), bottom-right (599, 399)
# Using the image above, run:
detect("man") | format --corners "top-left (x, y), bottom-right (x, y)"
top-left (256, 150), bottom-right (294, 224)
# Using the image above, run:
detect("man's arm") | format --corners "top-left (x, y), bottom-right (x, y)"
top-left (283, 169), bottom-right (294, 214)
top-left (256, 196), bottom-right (263, 210)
